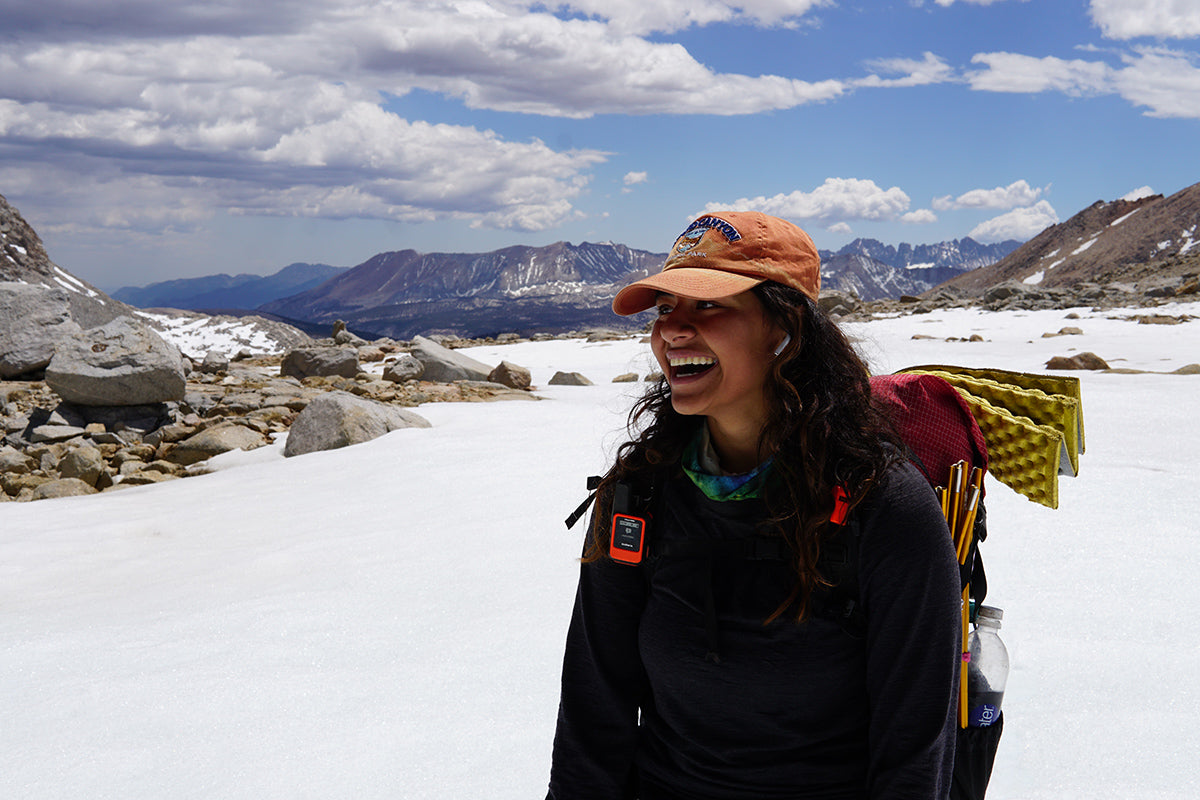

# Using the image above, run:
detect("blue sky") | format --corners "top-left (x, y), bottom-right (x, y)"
top-left (1, 0), bottom-right (1198, 290)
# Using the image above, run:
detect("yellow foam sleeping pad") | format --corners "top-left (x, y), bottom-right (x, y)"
top-left (897, 365), bottom-right (1085, 510)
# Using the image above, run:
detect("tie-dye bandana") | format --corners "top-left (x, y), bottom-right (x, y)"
top-left (681, 430), bottom-right (775, 502)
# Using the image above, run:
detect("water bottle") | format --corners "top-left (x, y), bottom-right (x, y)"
top-left (967, 605), bottom-right (1009, 727)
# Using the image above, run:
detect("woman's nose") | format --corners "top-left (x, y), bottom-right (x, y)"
top-left (657, 309), bottom-right (695, 342)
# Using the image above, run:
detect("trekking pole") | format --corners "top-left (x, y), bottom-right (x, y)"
top-left (943, 462), bottom-right (985, 728)
top-left (954, 467), bottom-right (984, 727)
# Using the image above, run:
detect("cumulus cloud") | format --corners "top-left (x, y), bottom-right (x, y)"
top-left (1111, 46), bottom-right (1200, 118)
top-left (968, 200), bottom-right (1059, 243)
top-left (703, 178), bottom-right (913, 228)
top-left (932, 180), bottom-right (1047, 211)
top-left (968, 47), bottom-right (1200, 119)
top-left (354, 9), bottom-right (846, 117)
top-left (1088, 0), bottom-right (1200, 40)
top-left (543, 0), bottom-right (832, 36)
top-left (967, 52), bottom-right (1112, 94)
top-left (933, 0), bottom-right (1022, 6)
top-left (1121, 185), bottom-right (1156, 201)
top-left (901, 209), bottom-right (938, 224)
top-left (0, 0), bottom-right (874, 237)
top-left (855, 52), bottom-right (956, 88)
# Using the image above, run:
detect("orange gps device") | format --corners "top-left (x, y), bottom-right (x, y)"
top-left (610, 513), bottom-right (647, 565)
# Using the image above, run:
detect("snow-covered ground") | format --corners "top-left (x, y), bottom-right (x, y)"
top-left (3, 301), bottom-right (1199, 799)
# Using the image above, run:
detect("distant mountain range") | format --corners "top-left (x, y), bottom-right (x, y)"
top-left (110, 236), bottom-right (1019, 339)
top-left (112, 263), bottom-right (348, 310)
top-left (820, 237), bottom-right (1019, 301)
top-left (23, 177), bottom-right (1200, 341)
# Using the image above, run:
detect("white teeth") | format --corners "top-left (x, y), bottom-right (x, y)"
top-left (668, 355), bottom-right (716, 367)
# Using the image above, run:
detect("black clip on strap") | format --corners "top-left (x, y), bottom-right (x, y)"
top-left (564, 476), bottom-right (605, 530)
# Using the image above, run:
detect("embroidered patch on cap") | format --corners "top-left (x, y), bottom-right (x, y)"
top-left (680, 215), bottom-right (742, 244)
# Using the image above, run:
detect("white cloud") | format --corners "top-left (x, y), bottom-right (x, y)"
top-left (1111, 46), bottom-right (1200, 118)
top-left (358, 10), bottom-right (846, 117)
top-left (968, 200), bottom-right (1059, 243)
top-left (703, 178), bottom-right (912, 228)
top-left (1121, 185), bottom-right (1156, 201)
top-left (855, 52), bottom-right (956, 88)
top-left (967, 47), bottom-right (1200, 119)
top-left (933, 0), bottom-right (1024, 6)
top-left (931, 180), bottom-right (1047, 211)
top-left (828, 222), bottom-right (853, 235)
top-left (1089, 0), bottom-right (1200, 40)
top-left (0, 0), bottom-right (864, 240)
top-left (546, 0), bottom-right (832, 36)
top-left (622, 171), bottom-right (648, 192)
top-left (901, 209), bottom-right (938, 224)
top-left (967, 52), bottom-right (1112, 94)
top-left (0, 90), bottom-right (605, 234)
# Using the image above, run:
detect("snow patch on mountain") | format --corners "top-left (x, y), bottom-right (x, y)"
top-left (136, 310), bottom-right (312, 358)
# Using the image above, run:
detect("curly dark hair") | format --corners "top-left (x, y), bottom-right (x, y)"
top-left (585, 282), bottom-right (902, 622)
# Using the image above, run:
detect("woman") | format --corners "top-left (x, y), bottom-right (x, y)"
top-left (547, 211), bottom-right (962, 800)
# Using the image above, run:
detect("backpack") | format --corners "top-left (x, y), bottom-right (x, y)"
top-left (565, 369), bottom-right (1035, 800)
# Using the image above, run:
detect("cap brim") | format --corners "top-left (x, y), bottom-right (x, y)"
top-left (611, 268), bottom-right (766, 316)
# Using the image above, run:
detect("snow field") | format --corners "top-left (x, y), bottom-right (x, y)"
top-left (2, 302), bottom-right (1199, 798)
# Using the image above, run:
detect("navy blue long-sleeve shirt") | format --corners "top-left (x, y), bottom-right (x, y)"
top-left (548, 460), bottom-right (961, 800)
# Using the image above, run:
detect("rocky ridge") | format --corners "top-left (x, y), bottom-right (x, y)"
top-left (1, 193), bottom-right (135, 329)
top-left (936, 181), bottom-right (1200, 295)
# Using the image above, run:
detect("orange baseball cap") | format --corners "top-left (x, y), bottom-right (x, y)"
top-left (612, 211), bottom-right (821, 316)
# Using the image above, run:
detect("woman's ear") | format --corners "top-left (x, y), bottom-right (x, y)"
top-left (772, 332), bottom-right (791, 357)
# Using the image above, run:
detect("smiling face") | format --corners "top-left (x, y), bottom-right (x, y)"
top-left (651, 290), bottom-right (787, 446)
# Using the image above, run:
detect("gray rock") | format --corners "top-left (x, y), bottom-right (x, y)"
top-left (200, 350), bottom-right (229, 374)
top-left (357, 345), bottom-right (387, 363)
top-left (0, 447), bottom-right (35, 474)
top-left (45, 315), bottom-right (186, 406)
top-left (283, 390), bottom-right (430, 458)
top-left (119, 471), bottom-right (178, 486)
top-left (334, 329), bottom-right (369, 347)
top-left (548, 371), bottom-right (594, 386)
top-left (29, 424), bottom-right (86, 443)
top-left (280, 346), bottom-right (359, 380)
top-left (58, 445), bottom-right (105, 486)
top-left (0, 282), bottom-right (83, 378)
top-left (411, 335), bottom-right (492, 382)
top-left (612, 372), bottom-right (638, 383)
top-left (32, 477), bottom-right (97, 500)
top-left (382, 354), bottom-right (425, 383)
top-left (1046, 352), bottom-right (1110, 370)
top-left (487, 360), bottom-right (531, 390)
top-left (817, 289), bottom-right (860, 315)
top-left (983, 281), bottom-right (1032, 304)
top-left (168, 423), bottom-right (268, 466)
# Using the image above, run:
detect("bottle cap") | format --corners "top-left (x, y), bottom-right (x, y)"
top-left (977, 605), bottom-right (1004, 624)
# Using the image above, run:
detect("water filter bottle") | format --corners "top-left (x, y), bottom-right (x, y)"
top-left (966, 605), bottom-right (1009, 727)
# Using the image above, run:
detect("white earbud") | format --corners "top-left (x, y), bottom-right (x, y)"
top-left (772, 332), bottom-right (791, 357)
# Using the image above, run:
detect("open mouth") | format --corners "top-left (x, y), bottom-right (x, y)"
top-left (668, 355), bottom-right (717, 378)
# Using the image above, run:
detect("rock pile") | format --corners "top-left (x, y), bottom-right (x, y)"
top-left (1, 328), bottom-right (542, 503)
